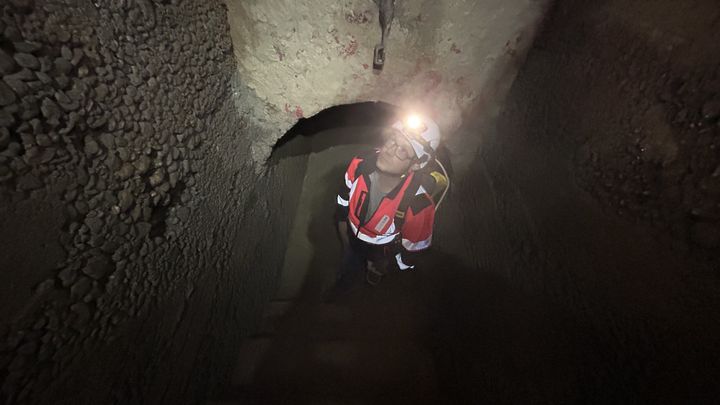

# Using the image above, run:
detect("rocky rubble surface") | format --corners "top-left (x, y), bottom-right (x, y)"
top-left (572, 30), bottom-right (720, 256)
top-left (0, 0), bottom-right (239, 403)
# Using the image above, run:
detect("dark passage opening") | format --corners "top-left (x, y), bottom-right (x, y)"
top-left (268, 101), bottom-right (455, 180)
top-left (268, 102), bottom-right (399, 163)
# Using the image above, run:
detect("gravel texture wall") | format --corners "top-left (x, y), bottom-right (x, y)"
top-left (0, 1), bottom-right (306, 403)
top-left (436, 0), bottom-right (720, 402)
top-left (226, 0), bottom-right (551, 170)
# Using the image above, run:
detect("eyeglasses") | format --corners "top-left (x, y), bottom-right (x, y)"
top-left (383, 134), bottom-right (415, 161)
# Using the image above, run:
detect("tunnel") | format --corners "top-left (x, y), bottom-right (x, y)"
top-left (1, 0), bottom-right (720, 403)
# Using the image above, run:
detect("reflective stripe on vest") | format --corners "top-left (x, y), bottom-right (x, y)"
top-left (402, 236), bottom-right (431, 251)
top-left (395, 253), bottom-right (414, 270)
top-left (349, 220), bottom-right (397, 245)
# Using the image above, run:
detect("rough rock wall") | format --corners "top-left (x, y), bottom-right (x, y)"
top-left (0, 1), bottom-right (305, 403)
top-left (225, 0), bottom-right (551, 168)
top-left (437, 0), bottom-right (720, 402)
top-left (566, 2), bottom-right (720, 253)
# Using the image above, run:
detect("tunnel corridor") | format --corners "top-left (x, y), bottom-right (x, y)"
top-left (1, 0), bottom-right (720, 404)
top-left (207, 119), bottom-right (590, 404)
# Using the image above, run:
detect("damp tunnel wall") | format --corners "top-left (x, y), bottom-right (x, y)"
top-left (433, 0), bottom-right (720, 402)
top-left (0, 1), bottom-right (310, 403)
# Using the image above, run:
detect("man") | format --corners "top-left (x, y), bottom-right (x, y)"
top-left (333, 114), bottom-right (448, 292)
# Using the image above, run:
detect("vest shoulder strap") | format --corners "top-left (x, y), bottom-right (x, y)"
top-left (393, 169), bottom-right (443, 229)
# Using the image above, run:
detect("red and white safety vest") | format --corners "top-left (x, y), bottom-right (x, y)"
top-left (336, 151), bottom-right (447, 269)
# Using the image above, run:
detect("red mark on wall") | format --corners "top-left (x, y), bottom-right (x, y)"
top-left (450, 43), bottom-right (462, 54)
top-left (284, 103), bottom-right (304, 118)
top-left (342, 36), bottom-right (358, 58)
top-left (362, 63), bottom-right (369, 69)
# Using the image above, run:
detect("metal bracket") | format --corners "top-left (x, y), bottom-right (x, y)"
top-left (373, 0), bottom-right (395, 70)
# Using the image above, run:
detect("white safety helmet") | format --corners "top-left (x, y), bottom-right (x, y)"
top-left (391, 114), bottom-right (441, 167)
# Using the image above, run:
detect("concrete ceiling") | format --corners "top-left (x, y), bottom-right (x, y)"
top-left (225, 0), bottom-right (551, 165)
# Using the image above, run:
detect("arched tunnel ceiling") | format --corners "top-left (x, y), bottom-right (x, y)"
top-left (225, 0), bottom-right (551, 165)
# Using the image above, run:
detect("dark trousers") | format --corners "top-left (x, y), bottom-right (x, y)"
top-left (335, 233), bottom-right (394, 291)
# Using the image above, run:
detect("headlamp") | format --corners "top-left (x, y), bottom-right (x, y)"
top-left (406, 114), bottom-right (422, 130)
top-left (404, 114), bottom-right (427, 135)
